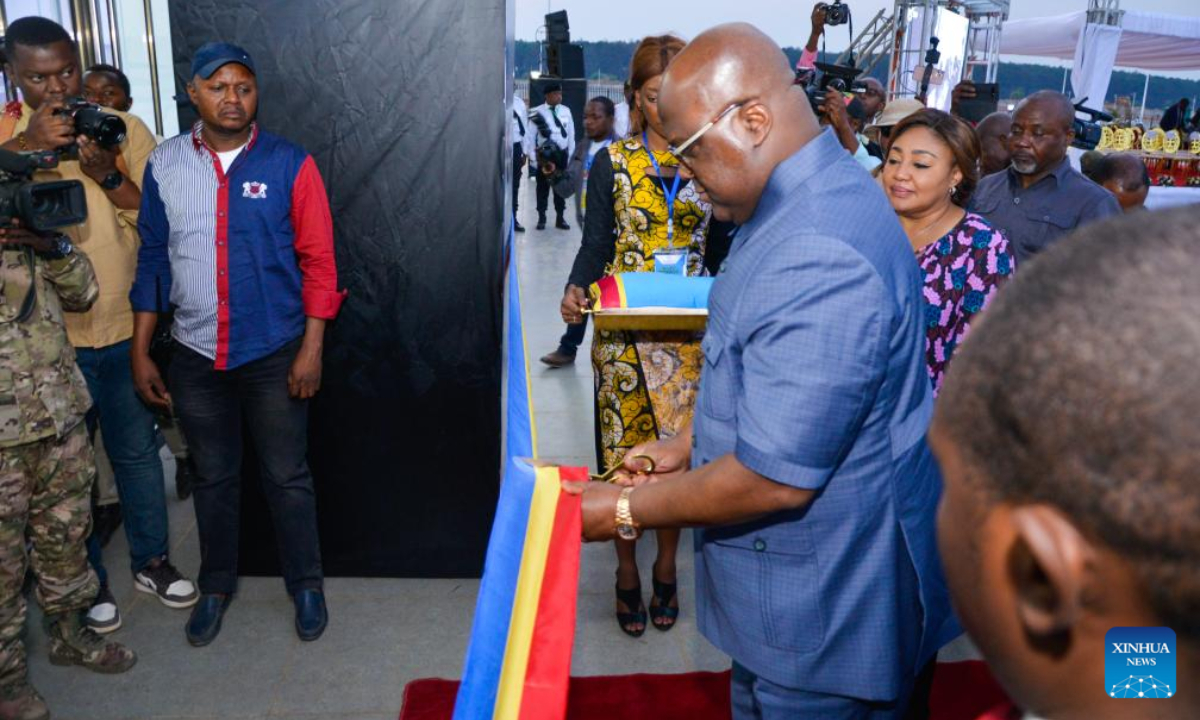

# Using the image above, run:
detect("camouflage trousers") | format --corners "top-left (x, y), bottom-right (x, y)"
top-left (0, 423), bottom-right (98, 689)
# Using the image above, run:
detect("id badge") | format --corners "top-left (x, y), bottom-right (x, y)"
top-left (653, 248), bottom-right (687, 276)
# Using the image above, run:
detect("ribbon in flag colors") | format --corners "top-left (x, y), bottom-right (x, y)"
top-left (453, 240), bottom-right (585, 719)
top-left (588, 272), bottom-right (714, 311)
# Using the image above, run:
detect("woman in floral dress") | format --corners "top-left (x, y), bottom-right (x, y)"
top-left (561, 35), bottom-right (711, 637)
top-left (882, 109), bottom-right (1014, 395)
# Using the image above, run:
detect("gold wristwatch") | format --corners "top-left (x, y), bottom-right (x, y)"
top-left (615, 487), bottom-right (641, 540)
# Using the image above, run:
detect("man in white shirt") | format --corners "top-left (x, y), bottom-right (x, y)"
top-left (529, 82), bottom-right (575, 230)
top-left (511, 92), bottom-right (533, 232)
top-left (613, 81), bottom-right (632, 138)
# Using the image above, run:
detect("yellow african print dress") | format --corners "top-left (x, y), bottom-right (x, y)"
top-left (592, 138), bottom-right (711, 471)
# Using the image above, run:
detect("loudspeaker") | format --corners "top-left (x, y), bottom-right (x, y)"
top-left (545, 10), bottom-right (569, 44)
top-left (555, 43), bottom-right (584, 79)
top-left (529, 77), bottom-right (586, 142)
top-left (545, 42), bottom-right (584, 80)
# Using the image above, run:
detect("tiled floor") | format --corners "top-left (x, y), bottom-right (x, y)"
top-left (30, 180), bottom-right (727, 720)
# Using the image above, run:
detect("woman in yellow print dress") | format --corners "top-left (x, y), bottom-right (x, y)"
top-left (562, 34), bottom-right (712, 638)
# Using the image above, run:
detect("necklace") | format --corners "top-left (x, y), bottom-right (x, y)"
top-left (910, 204), bottom-right (960, 255)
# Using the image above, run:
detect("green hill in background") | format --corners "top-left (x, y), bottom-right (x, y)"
top-left (516, 40), bottom-right (1198, 113)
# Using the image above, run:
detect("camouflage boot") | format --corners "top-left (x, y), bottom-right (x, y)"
top-left (44, 611), bottom-right (136, 674)
top-left (0, 681), bottom-right (49, 720)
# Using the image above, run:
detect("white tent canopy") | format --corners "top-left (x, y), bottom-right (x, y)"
top-left (997, 11), bottom-right (1200, 71)
top-left (990, 10), bottom-right (1200, 115)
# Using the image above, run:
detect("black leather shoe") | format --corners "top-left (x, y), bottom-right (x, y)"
top-left (293, 589), bottom-right (328, 642)
top-left (514, 220), bottom-right (525, 233)
top-left (185, 594), bottom-right (231, 647)
top-left (555, 218), bottom-right (571, 230)
top-left (536, 216), bottom-right (546, 230)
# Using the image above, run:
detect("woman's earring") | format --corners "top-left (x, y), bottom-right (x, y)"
top-left (949, 185), bottom-right (957, 195)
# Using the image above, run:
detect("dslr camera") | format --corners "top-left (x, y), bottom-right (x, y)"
top-left (820, 1), bottom-right (851, 26)
top-left (0, 148), bottom-right (88, 232)
top-left (54, 96), bottom-right (127, 149)
top-left (529, 112), bottom-right (568, 181)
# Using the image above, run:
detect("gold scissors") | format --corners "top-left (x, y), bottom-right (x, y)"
top-left (590, 454), bottom-right (656, 483)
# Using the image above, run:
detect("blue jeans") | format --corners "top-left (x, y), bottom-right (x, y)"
top-left (76, 339), bottom-right (169, 574)
top-left (85, 535), bottom-right (107, 587)
top-left (731, 662), bottom-right (910, 720)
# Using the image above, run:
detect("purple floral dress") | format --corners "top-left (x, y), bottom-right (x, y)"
top-left (918, 212), bottom-right (1013, 395)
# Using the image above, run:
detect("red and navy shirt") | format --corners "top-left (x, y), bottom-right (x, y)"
top-left (131, 122), bottom-right (345, 369)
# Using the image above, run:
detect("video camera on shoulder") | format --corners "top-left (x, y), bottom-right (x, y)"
top-left (802, 62), bottom-right (867, 114)
top-left (1071, 97), bottom-right (1112, 151)
top-left (0, 148), bottom-right (88, 232)
top-left (54, 96), bottom-right (127, 154)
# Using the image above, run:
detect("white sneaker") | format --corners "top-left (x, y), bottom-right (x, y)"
top-left (86, 585), bottom-right (121, 634)
top-left (134, 558), bottom-right (199, 609)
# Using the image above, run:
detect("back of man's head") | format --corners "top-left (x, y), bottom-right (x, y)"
top-left (933, 206), bottom-right (1200, 716)
top-left (3, 16), bottom-right (72, 61)
top-left (1092, 152), bottom-right (1148, 189)
top-left (1093, 153), bottom-right (1151, 212)
top-left (1079, 149), bottom-right (1104, 181)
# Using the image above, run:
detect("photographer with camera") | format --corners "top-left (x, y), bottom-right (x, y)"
top-left (819, 89), bottom-right (881, 171)
top-left (799, 2), bottom-right (888, 170)
top-left (0, 199), bottom-right (138, 716)
top-left (529, 82), bottom-right (575, 230)
top-left (0, 17), bottom-right (197, 642)
top-left (798, 3), bottom-right (886, 126)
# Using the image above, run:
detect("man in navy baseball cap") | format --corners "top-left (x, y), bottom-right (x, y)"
top-left (190, 41), bottom-right (256, 80)
top-left (138, 34), bottom-right (343, 649)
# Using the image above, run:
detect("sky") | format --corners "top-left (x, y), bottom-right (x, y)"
top-left (516, 0), bottom-right (1200, 79)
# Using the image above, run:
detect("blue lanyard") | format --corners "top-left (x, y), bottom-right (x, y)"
top-left (643, 132), bottom-right (683, 245)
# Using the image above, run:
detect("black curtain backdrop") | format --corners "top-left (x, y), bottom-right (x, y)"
top-left (168, 0), bottom-right (510, 578)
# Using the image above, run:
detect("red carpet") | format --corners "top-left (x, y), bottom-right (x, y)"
top-left (399, 671), bottom-right (732, 720)
top-left (929, 661), bottom-right (1010, 720)
top-left (400, 661), bottom-right (1008, 720)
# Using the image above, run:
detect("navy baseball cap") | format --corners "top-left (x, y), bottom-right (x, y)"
top-left (191, 42), bottom-right (256, 80)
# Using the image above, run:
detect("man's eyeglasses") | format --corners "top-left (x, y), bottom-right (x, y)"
top-left (668, 103), bottom-right (744, 162)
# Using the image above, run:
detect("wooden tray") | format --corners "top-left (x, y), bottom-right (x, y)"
top-left (590, 307), bottom-right (708, 331)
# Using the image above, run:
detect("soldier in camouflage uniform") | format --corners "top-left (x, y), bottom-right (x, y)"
top-left (0, 224), bottom-right (136, 720)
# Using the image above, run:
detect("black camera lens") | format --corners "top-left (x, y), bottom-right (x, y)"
top-left (66, 102), bottom-right (128, 147)
top-left (91, 115), bottom-right (127, 146)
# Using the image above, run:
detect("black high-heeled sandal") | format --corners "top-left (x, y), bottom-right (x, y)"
top-left (649, 576), bottom-right (679, 631)
top-left (615, 583), bottom-right (647, 638)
